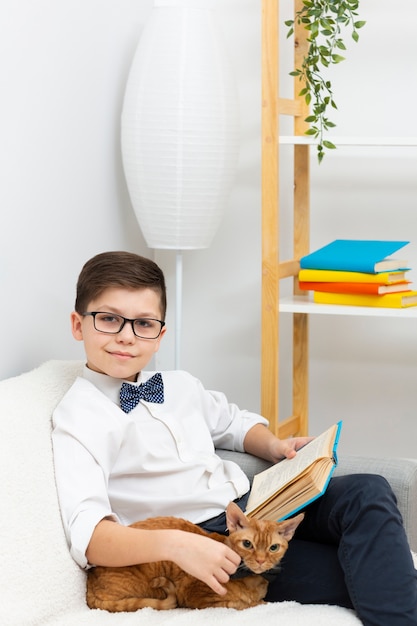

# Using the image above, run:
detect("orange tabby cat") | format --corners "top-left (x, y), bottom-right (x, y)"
top-left (86, 502), bottom-right (304, 612)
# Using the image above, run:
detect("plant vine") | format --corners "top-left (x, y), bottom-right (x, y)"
top-left (286, 0), bottom-right (366, 163)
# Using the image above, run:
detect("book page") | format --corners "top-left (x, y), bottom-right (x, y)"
top-left (246, 423), bottom-right (338, 513)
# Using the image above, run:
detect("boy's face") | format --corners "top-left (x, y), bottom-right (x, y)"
top-left (71, 287), bottom-right (166, 381)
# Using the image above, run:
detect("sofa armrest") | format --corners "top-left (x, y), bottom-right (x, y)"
top-left (216, 449), bottom-right (271, 483)
top-left (217, 450), bottom-right (417, 552)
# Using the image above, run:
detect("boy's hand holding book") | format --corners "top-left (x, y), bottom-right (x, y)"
top-left (270, 435), bottom-right (315, 462)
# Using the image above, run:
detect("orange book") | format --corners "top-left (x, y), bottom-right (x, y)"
top-left (299, 281), bottom-right (411, 295)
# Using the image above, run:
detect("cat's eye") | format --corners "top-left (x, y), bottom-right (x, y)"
top-left (269, 544), bottom-right (279, 552)
top-left (243, 540), bottom-right (253, 549)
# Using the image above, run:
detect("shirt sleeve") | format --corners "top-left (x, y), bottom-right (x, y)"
top-left (51, 378), bottom-right (120, 569)
top-left (192, 376), bottom-right (269, 452)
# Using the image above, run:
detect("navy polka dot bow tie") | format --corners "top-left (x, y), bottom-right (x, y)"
top-left (119, 373), bottom-right (164, 413)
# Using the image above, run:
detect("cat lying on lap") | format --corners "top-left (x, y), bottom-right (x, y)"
top-left (87, 502), bottom-right (304, 611)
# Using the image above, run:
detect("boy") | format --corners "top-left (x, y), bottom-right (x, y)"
top-left (52, 251), bottom-right (417, 625)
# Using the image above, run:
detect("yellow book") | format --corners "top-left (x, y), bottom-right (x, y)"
top-left (313, 290), bottom-right (417, 308)
top-left (299, 269), bottom-right (408, 284)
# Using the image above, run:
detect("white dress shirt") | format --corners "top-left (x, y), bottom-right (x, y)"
top-left (52, 367), bottom-right (268, 568)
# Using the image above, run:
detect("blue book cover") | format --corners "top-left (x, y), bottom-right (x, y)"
top-left (300, 240), bottom-right (409, 274)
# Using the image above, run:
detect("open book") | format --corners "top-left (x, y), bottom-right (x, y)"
top-left (246, 421), bottom-right (342, 521)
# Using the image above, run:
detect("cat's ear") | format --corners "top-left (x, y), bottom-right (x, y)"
top-left (226, 501), bottom-right (249, 532)
top-left (278, 513), bottom-right (305, 541)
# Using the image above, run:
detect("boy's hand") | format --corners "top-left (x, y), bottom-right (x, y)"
top-left (269, 436), bottom-right (314, 463)
top-left (168, 531), bottom-right (240, 595)
top-left (244, 423), bottom-right (314, 464)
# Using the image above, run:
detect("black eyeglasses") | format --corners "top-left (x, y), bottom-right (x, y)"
top-left (83, 312), bottom-right (165, 339)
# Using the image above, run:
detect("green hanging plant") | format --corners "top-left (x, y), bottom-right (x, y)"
top-left (286, 0), bottom-right (366, 163)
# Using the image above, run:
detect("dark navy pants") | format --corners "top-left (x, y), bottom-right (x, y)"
top-left (200, 474), bottom-right (417, 626)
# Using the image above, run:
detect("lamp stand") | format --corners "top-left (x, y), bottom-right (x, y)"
top-left (175, 250), bottom-right (183, 370)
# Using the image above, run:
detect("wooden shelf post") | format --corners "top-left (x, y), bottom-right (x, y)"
top-left (261, 0), bottom-right (310, 437)
top-left (261, 0), bottom-right (279, 436)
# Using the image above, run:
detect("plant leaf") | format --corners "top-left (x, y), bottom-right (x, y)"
top-left (285, 0), bottom-right (365, 162)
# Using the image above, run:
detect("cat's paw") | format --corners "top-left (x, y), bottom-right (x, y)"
top-left (242, 575), bottom-right (268, 599)
top-left (150, 576), bottom-right (177, 609)
top-left (151, 576), bottom-right (168, 589)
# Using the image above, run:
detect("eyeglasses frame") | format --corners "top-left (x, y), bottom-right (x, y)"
top-left (82, 311), bottom-right (166, 339)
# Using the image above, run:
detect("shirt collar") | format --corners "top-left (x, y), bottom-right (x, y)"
top-left (82, 365), bottom-right (146, 405)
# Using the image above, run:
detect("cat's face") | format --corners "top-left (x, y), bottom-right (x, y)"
top-left (225, 502), bottom-right (304, 575)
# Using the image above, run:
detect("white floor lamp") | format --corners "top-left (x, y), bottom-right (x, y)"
top-left (121, 0), bottom-right (239, 368)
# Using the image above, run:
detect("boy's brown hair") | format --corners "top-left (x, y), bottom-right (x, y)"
top-left (75, 251), bottom-right (167, 319)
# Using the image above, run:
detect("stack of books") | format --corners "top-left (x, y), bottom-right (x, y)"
top-left (298, 239), bottom-right (417, 308)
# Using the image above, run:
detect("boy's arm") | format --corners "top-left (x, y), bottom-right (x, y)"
top-left (86, 519), bottom-right (240, 596)
top-left (243, 423), bottom-right (313, 463)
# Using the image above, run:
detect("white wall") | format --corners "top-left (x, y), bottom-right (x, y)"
top-left (1, 0), bottom-right (153, 376)
top-left (2, 1), bottom-right (417, 459)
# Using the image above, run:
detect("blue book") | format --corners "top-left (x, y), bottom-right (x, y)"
top-left (245, 421), bottom-right (342, 521)
top-left (300, 240), bottom-right (409, 274)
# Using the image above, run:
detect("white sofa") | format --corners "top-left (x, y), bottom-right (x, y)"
top-left (1, 360), bottom-right (416, 626)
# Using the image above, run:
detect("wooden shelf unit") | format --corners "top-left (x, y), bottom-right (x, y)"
top-left (260, 1), bottom-right (417, 438)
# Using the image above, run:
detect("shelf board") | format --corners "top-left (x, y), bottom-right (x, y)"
top-left (279, 136), bottom-right (417, 147)
top-left (279, 295), bottom-right (417, 318)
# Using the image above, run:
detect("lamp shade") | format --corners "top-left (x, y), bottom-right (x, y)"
top-left (121, 0), bottom-right (240, 249)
